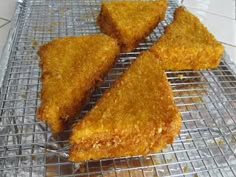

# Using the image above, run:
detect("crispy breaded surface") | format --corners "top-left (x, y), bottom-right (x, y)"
top-left (69, 51), bottom-right (181, 162)
top-left (150, 7), bottom-right (224, 70)
top-left (37, 34), bottom-right (119, 133)
top-left (97, 0), bottom-right (167, 52)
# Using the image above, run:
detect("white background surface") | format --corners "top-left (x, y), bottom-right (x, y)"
top-left (0, 0), bottom-right (235, 62)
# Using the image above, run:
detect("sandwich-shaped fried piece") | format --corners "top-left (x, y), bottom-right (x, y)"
top-left (37, 34), bottom-right (119, 133)
top-left (69, 51), bottom-right (181, 162)
top-left (150, 7), bottom-right (224, 70)
top-left (97, 0), bottom-right (167, 52)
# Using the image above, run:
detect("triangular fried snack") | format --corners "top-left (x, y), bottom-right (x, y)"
top-left (97, 0), bottom-right (167, 52)
top-left (150, 7), bottom-right (224, 70)
top-left (37, 34), bottom-right (119, 133)
top-left (69, 51), bottom-right (181, 162)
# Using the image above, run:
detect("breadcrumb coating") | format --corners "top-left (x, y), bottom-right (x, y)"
top-left (37, 34), bottom-right (119, 133)
top-left (97, 0), bottom-right (167, 52)
top-left (150, 7), bottom-right (224, 70)
top-left (69, 51), bottom-right (181, 162)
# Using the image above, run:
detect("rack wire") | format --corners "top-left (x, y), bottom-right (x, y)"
top-left (0, 0), bottom-right (236, 176)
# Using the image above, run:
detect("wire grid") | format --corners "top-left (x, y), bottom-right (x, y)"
top-left (0, 0), bottom-right (236, 176)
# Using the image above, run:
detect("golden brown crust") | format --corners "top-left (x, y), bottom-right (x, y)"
top-left (97, 0), bottom-right (167, 52)
top-left (37, 34), bottom-right (120, 133)
top-left (150, 6), bottom-right (224, 70)
top-left (69, 51), bottom-right (181, 162)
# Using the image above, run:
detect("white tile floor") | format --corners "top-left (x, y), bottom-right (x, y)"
top-left (183, 0), bottom-right (236, 19)
top-left (0, 0), bottom-right (16, 60)
top-left (0, 18), bottom-right (9, 27)
top-left (0, 22), bottom-right (11, 58)
top-left (0, 0), bottom-right (235, 61)
top-left (0, 0), bottom-right (16, 20)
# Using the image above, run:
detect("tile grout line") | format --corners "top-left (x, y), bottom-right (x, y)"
top-left (221, 42), bottom-right (236, 48)
top-left (0, 21), bottom-right (11, 28)
top-left (186, 6), bottom-right (236, 20)
top-left (0, 17), bottom-right (10, 23)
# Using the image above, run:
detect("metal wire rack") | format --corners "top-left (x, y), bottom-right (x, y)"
top-left (0, 0), bottom-right (236, 176)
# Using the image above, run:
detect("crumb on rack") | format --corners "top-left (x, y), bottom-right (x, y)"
top-left (79, 164), bottom-right (86, 173)
top-left (231, 136), bottom-right (236, 144)
top-left (21, 93), bottom-right (27, 99)
top-left (48, 22), bottom-right (58, 32)
top-left (177, 74), bottom-right (184, 80)
top-left (166, 155), bottom-right (175, 163)
top-left (32, 38), bottom-right (39, 49)
top-left (216, 139), bottom-right (224, 145)
top-left (185, 135), bottom-right (192, 142)
top-left (182, 165), bottom-right (189, 173)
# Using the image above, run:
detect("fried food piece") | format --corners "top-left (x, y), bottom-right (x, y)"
top-left (37, 34), bottom-right (119, 133)
top-left (69, 51), bottom-right (181, 162)
top-left (97, 0), bottom-right (167, 52)
top-left (150, 7), bottom-right (224, 70)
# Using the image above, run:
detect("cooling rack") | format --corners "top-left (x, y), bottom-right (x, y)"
top-left (1, 0), bottom-right (236, 176)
